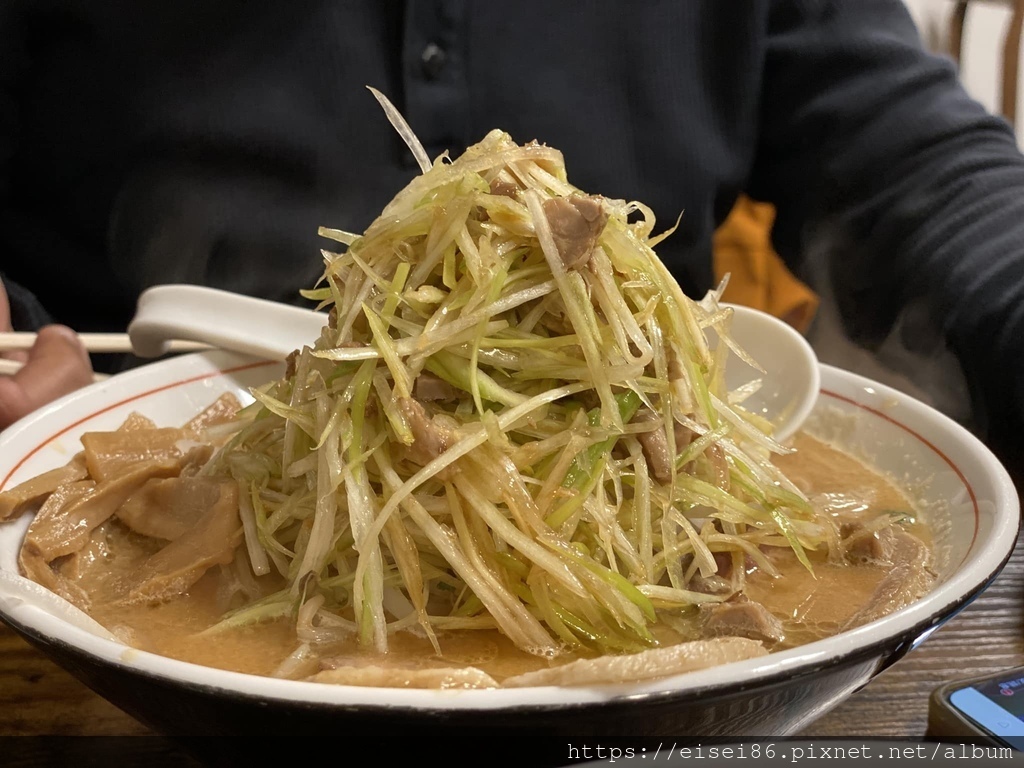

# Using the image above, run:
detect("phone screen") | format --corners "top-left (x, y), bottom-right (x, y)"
top-left (949, 672), bottom-right (1024, 750)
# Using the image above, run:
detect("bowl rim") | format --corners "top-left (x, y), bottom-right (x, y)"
top-left (0, 351), bottom-right (1017, 711)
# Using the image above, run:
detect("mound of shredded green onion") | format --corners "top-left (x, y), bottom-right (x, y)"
top-left (203, 91), bottom-right (830, 658)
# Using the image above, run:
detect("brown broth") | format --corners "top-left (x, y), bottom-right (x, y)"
top-left (58, 432), bottom-right (934, 685)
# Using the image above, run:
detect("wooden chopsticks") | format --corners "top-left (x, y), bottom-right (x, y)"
top-left (0, 333), bottom-right (212, 382)
top-left (0, 333), bottom-right (210, 355)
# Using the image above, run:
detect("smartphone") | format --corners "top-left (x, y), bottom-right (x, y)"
top-left (929, 667), bottom-right (1024, 750)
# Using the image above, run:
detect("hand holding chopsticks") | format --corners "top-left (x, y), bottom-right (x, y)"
top-left (0, 326), bottom-right (101, 428)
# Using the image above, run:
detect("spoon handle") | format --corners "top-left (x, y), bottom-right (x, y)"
top-left (128, 285), bottom-right (328, 362)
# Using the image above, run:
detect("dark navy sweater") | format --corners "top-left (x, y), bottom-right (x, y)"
top-left (2, 1), bottom-right (1023, 443)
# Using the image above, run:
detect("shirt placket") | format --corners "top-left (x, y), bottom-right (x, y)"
top-left (401, 0), bottom-right (469, 165)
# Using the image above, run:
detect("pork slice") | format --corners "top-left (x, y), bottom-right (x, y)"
top-left (488, 178), bottom-right (520, 199)
top-left (0, 454), bottom-right (89, 521)
top-left (674, 420), bottom-right (698, 473)
top-left (632, 409), bottom-right (672, 485)
top-left (398, 398), bottom-right (456, 466)
top-left (541, 195), bottom-right (608, 270)
top-left (701, 597), bottom-right (785, 644)
top-left (841, 522), bottom-right (896, 564)
top-left (674, 421), bottom-right (695, 450)
top-left (116, 477), bottom-right (229, 541)
top-left (501, 637), bottom-right (767, 687)
top-left (843, 529), bottom-right (934, 629)
top-left (413, 372), bottom-right (458, 403)
top-left (127, 481), bottom-right (241, 603)
top-left (632, 410), bottom-right (702, 486)
top-left (284, 349), bottom-right (300, 379)
top-left (689, 551), bottom-right (735, 595)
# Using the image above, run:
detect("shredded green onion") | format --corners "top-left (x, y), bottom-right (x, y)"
top-left (206, 94), bottom-right (832, 657)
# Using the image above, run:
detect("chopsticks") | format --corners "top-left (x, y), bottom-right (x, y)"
top-left (0, 333), bottom-right (213, 383)
top-left (0, 332), bottom-right (210, 355)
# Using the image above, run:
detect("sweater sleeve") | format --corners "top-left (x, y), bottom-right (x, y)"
top-left (750, 0), bottom-right (1024, 446)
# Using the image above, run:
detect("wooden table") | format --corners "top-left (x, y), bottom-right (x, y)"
top-left (1, 457), bottom-right (1021, 766)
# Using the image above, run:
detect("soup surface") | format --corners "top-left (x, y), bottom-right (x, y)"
top-left (8, 428), bottom-right (933, 688)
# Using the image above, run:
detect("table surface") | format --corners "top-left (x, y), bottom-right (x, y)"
top-left (1, 452), bottom-right (1021, 766)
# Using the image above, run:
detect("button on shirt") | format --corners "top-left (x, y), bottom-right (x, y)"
top-left (403, 1), bottom-right (469, 161)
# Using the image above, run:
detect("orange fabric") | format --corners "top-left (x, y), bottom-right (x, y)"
top-left (712, 195), bottom-right (819, 334)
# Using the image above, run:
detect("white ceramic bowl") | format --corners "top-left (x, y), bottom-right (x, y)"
top-left (0, 350), bottom-right (1017, 766)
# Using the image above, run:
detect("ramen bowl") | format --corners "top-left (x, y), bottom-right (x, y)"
top-left (0, 350), bottom-right (1017, 767)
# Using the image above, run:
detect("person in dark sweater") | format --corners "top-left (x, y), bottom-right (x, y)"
top-left (0, 1), bottom-right (1021, 449)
